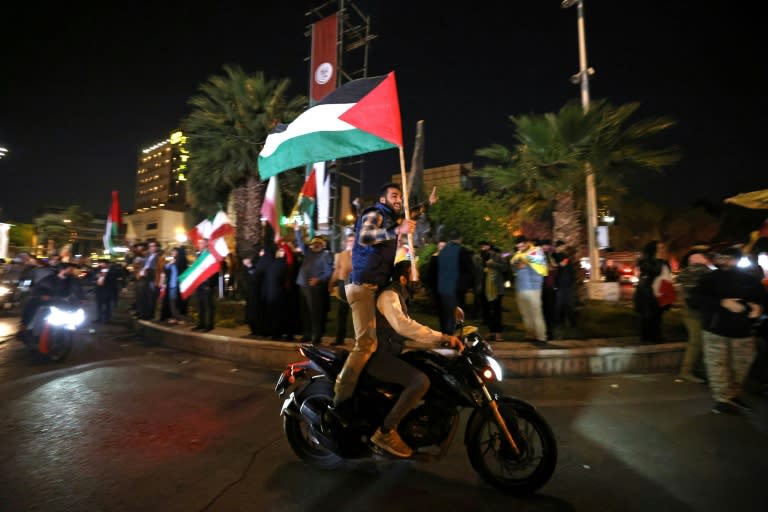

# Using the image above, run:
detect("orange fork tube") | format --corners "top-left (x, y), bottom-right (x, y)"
top-left (487, 400), bottom-right (521, 456)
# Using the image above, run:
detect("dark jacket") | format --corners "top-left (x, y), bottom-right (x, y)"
top-left (35, 273), bottom-right (84, 301)
top-left (349, 202), bottom-right (400, 287)
top-left (436, 241), bottom-right (474, 295)
top-left (690, 268), bottom-right (766, 337)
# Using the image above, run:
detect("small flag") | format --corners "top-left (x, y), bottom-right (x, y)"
top-left (290, 169), bottom-right (317, 239)
top-left (103, 190), bottom-right (121, 254)
top-left (261, 175), bottom-right (283, 242)
top-left (179, 211), bottom-right (232, 299)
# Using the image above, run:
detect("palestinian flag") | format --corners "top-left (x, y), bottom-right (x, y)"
top-left (258, 72), bottom-right (403, 179)
top-left (290, 169), bottom-right (318, 238)
top-left (102, 190), bottom-right (121, 254)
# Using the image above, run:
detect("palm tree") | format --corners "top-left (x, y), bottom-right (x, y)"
top-left (34, 205), bottom-right (94, 255)
top-left (181, 65), bottom-right (306, 255)
top-left (475, 100), bottom-right (679, 251)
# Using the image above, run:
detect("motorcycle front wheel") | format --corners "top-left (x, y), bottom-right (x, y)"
top-left (45, 329), bottom-right (73, 362)
top-left (283, 379), bottom-right (344, 470)
top-left (466, 400), bottom-right (557, 495)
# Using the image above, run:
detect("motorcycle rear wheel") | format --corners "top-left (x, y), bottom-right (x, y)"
top-left (283, 380), bottom-right (344, 470)
top-left (467, 403), bottom-right (557, 495)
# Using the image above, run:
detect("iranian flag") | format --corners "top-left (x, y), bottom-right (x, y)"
top-left (188, 210), bottom-right (234, 248)
top-left (102, 190), bottom-right (121, 254)
top-left (261, 175), bottom-right (283, 242)
top-left (258, 72), bottom-right (403, 179)
top-left (179, 211), bottom-right (232, 299)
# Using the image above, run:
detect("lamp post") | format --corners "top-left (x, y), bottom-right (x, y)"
top-left (561, 0), bottom-right (601, 289)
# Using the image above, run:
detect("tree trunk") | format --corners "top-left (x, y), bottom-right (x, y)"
top-left (552, 192), bottom-right (583, 254)
top-left (231, 173), bottom-right (266, 260)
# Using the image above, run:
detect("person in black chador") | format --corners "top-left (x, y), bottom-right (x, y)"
top-left (192, 238), bottom-right (218, 332)
top-left (243, 244), bottom-right (273, 337)
top-left (634, 240), bottom-right (672, 342)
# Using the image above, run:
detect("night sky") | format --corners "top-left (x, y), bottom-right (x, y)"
top-left (1, 1), bottom-right (765, 223)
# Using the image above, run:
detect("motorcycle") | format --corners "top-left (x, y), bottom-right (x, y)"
top-left (0, 269), bottom-right (32, 316)
top-left (274, 308), bottom-right (557, 494)
top-left (18, 298), bottom-right (86, 362)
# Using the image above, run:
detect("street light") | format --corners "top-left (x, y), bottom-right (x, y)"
top-left (562, 0), bottom-right (601, 290)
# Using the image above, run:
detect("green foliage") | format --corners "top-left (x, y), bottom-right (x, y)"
top-left (427, 188), bottom-right (515, 248)
top-left (8, 223), bottom-right (36, 249)
top-left (416, 242), bottom-right (438, 278)
top-left (181, 65), bottom-right (307, 216)
top-left (34, 205), bottom-right (94, 250)
top-left (475, 100), bottom-right (680, 228)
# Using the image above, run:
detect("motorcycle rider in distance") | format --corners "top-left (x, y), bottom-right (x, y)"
top-left (367, 259), bottom-right (463, 458)
top-left (18, 262), bottom-right (84, 337)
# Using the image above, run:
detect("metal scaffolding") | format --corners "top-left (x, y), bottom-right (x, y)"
top-left (305, 0), bottom-right (375, 252)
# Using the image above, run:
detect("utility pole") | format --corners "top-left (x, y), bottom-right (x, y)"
top-left (562, 0), bottom-right (601, 289)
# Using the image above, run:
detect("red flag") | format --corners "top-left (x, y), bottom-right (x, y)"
top-left (110, 190), bottom-right (121, 227)
top-left (339, 71), bottom-right (403, 147)
top-left (310, 14), bottom-right (338, 103)
top-left (301, 168), bottom-right (317, 200)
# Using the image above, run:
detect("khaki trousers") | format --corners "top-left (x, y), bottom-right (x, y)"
top-left (333, 283), bottom-right (379, 404)
top-left (680, 306), bottom-right (704, 375)
top-left (516, 289), bottom-right (547, 342)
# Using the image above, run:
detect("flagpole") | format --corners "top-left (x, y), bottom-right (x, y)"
top-left (398, 146), bottom-right (418, 281)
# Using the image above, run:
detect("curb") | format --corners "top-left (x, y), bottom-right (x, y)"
top-left (134, 319), bottom-right (685, 377)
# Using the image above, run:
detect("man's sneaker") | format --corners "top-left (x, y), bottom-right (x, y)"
top-left (728, 397), bottom-right (753, 412)
top-left (678, 373), bottom-right (706, 384)
top-left (711, 401), bottom-right (740, 415)
top-left (371, 427), bottom-right (413, 458)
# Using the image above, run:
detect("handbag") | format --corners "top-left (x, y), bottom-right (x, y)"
top-left (657, 279), bottom-right (677, 307)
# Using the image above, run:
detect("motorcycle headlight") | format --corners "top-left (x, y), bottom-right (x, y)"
top-left (480, 356), bottom-right (503, 382)
top-left (47, 306), bottom-right (86, 329)
top-left (0, 285), bottom-right (10, 296)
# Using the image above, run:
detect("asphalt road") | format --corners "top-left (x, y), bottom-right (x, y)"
top-left (1, 313), bottom-right (767, 512)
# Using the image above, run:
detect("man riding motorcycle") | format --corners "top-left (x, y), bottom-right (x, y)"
top-left (366, 259), bottom-right (462, 458)
top-left (18, 262), bottom-right (84, 337)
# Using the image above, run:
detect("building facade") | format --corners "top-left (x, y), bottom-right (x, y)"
top-left (125, 130), bottom-right (194, 249)
top-left (135, 130), bottom-right (188, 211)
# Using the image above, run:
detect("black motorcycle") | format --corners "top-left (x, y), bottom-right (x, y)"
top-left (275, 309), bottom-right (557, 494)
top-left (18, 298), bottom-right (86, 362)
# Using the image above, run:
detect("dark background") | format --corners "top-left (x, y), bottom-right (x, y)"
top-left (1, 1), bottom-right (765, 222)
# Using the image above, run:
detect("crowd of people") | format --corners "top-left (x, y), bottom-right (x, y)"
top-left (634, 236), bottom-right (768, 415)
top-left (4, 187), bottom-right (768, 423)
top-left (0, 252), bottom-right (128, 336)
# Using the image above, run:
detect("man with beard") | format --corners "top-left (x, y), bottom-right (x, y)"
top-left (332, 183), bottom-right (416, 406)
top-left (367, 260), bottom-right (462, 458)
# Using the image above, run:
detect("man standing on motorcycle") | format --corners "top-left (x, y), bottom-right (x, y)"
top-left (333, 183), bottom-right (416, 406)
top-left (367, 260), bottom-right (462, 458)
